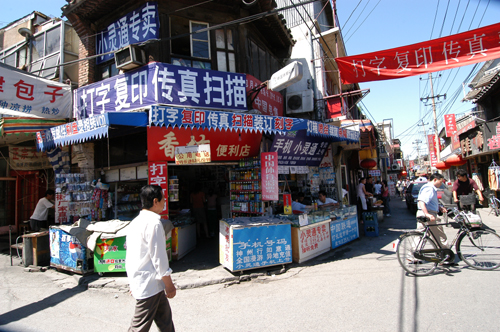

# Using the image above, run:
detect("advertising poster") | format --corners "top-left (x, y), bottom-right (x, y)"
top-left (330, 217), bottom-right (359, 250)
top-left (261, 152), bottom-right (278, 201)
top-left (50, 227), bottom-right (89, 272)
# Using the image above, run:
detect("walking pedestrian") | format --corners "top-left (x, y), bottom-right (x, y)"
top-left (381, 180), bottom-right (391, 217)
top-left (126, 185), bottom-right (176, 332)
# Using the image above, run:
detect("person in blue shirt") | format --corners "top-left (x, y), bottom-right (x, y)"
top-left (291, 192), bottom-right (312, 213)
top-left (417, 173), bottom-right (454, 265)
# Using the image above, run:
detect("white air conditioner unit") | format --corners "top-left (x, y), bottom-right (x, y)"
top-left (115, 45), bottom-right (146, 70)
top-left (391, 164), bottom-right (401, 171)
top-left (286, 90), bottom-right (314, 114)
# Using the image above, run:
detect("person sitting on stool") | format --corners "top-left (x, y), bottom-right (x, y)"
top-left (452, 169), bottom-right (484, 210)
top-left (29, 189), bottom-right (55, 232)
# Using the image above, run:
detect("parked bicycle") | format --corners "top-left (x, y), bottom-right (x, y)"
top-left (396, 207), bottom-right (500, 276)
top-left (487, 193), bottom-right (500, 217)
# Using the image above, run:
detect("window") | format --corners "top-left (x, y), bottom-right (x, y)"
top-left (246, 39), bottom-right (279, 81)
top-left (170, 16), bottom-right (211, 69)
top-left (215, 28), bottom-right (235, 72)
top-left (99, 61), bottom-right (119, 80)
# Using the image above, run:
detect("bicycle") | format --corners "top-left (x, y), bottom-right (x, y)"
top-left (487, 193), bottom-right (500, 217)
top-left (396, 207), bottom-right (500, 276)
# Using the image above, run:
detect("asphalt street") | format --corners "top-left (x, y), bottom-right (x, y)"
top-left (1, 197), bottom-right (499, 332)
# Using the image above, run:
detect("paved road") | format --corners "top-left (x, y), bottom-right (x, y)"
top-left (1, 197), bottom-right (499, 331)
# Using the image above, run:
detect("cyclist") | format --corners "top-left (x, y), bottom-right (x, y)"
top-left (452, 169), bottom-right (484, 210)
top-left (416, 173), bottom-right (456, 265)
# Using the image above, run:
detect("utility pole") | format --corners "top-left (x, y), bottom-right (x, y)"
top-left (420, 73), bottom-right (446, 162)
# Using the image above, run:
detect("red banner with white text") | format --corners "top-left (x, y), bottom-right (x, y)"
top-left (335, 22), bottom-right (500, 84)
top-left (427, 134), bottom-right (438, 167)
top-left (444, 114), bottom-right (457, 137)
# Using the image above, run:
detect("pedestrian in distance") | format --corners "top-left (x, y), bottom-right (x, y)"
top-left (126, 185), bottom-right (176, 332)
top-left (190, 185), bottom-right (210, 239)
top-left (374, 180), bottom-right (382, 200)
top-left (29, 189), bottom-right (55, 232)
top-left (365, 176), bottom-right (374, 195)
top-left (452, 169), bottom-right (484, 210)
top-left (381, 180), bottom-right (391, 217)
top-left (357, 177), bottom-right (373, 212)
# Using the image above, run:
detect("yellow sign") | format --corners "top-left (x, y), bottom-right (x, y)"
top-left (175, 144), bottom-right (211, 165)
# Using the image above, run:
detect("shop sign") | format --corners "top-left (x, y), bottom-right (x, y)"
top-left (368, 169), bottom-right (381, 177)
top-left (483, 121), bottom-right (500, 152)
top-left (8, 146), bottom-right (50, 170)
top-left (147, 126), bottom-right (261, 161)
top-left (55, 193), bottom-right (70, 224)
top-left (261, 152), bottom-right (279, 201)
top-left (444, 114), bottom-right (457, 137)
top-left (270, 131), bottom-right (329, 166)
top-left (283, 194), bottom-right (292, 215)
top-left (246, 75), bottom-right (283, 116)
top-left (452, 119), bottom-right (476, 150)
top-left (0, 65), bottom-right (72, 119)
top-left (74, 62), bottom-right (247, 119)
top-left (150, 105), bottom-right (360, 142)
top-left (427, 134), bottom-right (438, 166)
top-left (175, 144), bottom-right (211, 165)
top-left (148, 162), bottom-right (168, 216)
top-left (96, 2), bottom-right (159, 64)
top-left (331, 216), bottom-right (359, 250)
top-left (460, 127), bottom-right (483, 157)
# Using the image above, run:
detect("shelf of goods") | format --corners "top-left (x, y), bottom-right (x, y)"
top-left (169, 177), bottom-right (179, 202)
top-left (49, 226), bottom-right (94, 275)
top-left (219, 216), bottom-right (292, 272)
top-left (170, 213), bottom-right (196, 260)
top-left (113, 181), bottom-right (146, 220)
top-left (229, 159), bottom-right (263, 217)
top-left (55, 173), bottom-right (94, 224)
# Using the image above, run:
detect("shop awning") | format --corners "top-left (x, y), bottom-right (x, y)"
top-left (149, 106), bottom-right (360, 143)
top-left (340, 119), bottom-right (374, 132)
top-left (36, 112), bottom-right (148, 151)
top-left (0, 117), bottom-right (67, 136)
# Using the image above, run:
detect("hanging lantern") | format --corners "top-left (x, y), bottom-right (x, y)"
top-left (435, 161), bottom-right (450, 170)
top-left (360, 158), bottom-right (377, 169)
top-left (445, 154), bottom-right (467, 167)
top-left (401, 170), bottom-right (408, 176)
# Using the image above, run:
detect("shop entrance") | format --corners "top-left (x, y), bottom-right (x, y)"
top-left (167, 164), bottom-right (232, 268)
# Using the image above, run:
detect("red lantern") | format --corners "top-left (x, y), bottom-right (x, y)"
top-left (435, 161), bottom-right (450, 170)
top-left (445, 154), bottom-right (467, 167)
top-left (401, 170), bottom-right (408, 176)
top-left (360, 158), bottom-right (377, 169)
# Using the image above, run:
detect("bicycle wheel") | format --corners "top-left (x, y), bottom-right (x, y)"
top-left (457, 229), bottom-right (500, 270)
top-left (493, 199), bottom-right (500, 217)
top-left (397, 232), bottom-right (439, 276)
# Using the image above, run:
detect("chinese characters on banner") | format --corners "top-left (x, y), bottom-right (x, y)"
top-left (8, 146), bottom-right (51, 170)
top-left (409, 160), bottom-right (415, 168)
top-left (444, 114), bottom-right (457, 137)
top-left (298, 223), bottom-right (331, 256)
top-left (220, 222), bottom-right (292, 271)
top-left (335, 22), bottom-right (500, 84)
top-left (270, 131), bottom-right (329, 166)
top-left (0, 66), bottom-right (72, 118)
top-left (452, 120), bottom-right (477, 151)
top-left (175, 144), bottom-right (211, 165)
top-left (74, 63), bottom-right (247, 118)
top-left (246, 75), bottom-right (283, 116)
top-left (427, 134), bottom-right (438, 166)
top-left (56, 193), bottom-right (70, 224)
top-left (486, 122), bottom-right (500, 151)
top-left (261, 152), bottom-right (278, 201)
top-left (331, 217), bottom-right (359, 250)
top-left (147, 126), bottom-right (261, 161)
top-left (96, 2), bottom-right (159, 64)
top-left (148, 162), bottom-right (168, 216)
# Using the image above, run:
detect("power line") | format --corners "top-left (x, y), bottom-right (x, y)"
top-left (345, 0), bottom-right (382, 44)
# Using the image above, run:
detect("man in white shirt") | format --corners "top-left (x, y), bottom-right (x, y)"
top-left (126, 185), bottom-right (176, 332)
top-left (317, 190), bottom-right (338, 208)
top-left (291, 192), bottom-right (312, 212)
top-left (30, 189), bottom-right (55, 231)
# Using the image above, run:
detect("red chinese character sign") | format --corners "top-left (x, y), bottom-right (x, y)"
top-left (444, 114), bottom-right (457, 137)
top-left (149, 162), bottom-right (168, 216)
top-left (246, 75), bottom-right (283, 116)
top-left (261, 152), bottom-right (278, 201)
top-left (427, 134), bottom-right (438, 167)
top-left (0, 66), bottom-right (72, 118)
top-left (147, 126), bottom-right (262, 162)
top-left (335, 22), bottom-right (500, 84)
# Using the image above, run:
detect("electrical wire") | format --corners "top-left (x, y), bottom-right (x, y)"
top-left (449, 0), bottom-right (462, 35)
top-left (344, 0), bottom-right (381, 44)
top-left (467, 0), bottom-right (483, 30)
top-left (438, 0), bottom-right (451, 37)
top-left (342, 0), bottom-right (370, 39)
top-left (340, 0), bottom-right (363, 31)
top-left (429, 0), bottom-right (441, 39)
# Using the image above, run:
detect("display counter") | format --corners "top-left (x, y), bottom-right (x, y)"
top-left (219, 216), bottom-right (292, 272)
top-left (170, 212), bottom-right (196, 260)
top-left (329, 206), bottom-right (359, 249)
top-left (290, 220), bottom-right (331, 263)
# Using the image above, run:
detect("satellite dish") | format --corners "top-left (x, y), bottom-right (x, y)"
top-left (18, 27), bottom-right (33, 38)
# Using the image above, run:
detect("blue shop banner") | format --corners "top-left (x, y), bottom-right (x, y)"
top-left (96, 2), bottom-right (159, 64)
top-left (74, 62), bottom-right (247, 118)
top-left (232, 224), bottom-right (292, 271)
top-left (50, 227), bottom-right (90, 272)
top-left (271, 131), bottom-right (330, 166)
top-left (330, 216), bottom-right (359, 250)
top-left (150, 105), bottom-right (360, 143)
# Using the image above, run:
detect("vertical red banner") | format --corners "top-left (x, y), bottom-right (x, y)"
top-left (148, 162), bottom-right (169, 216)
top-left (444, 114), bottom-right (457, 137)
top-left (283, 194), bottom-right (292, 214)
top-left (427, 134), bottom-right (438, 167)
top-left (261, 152), bottom-right (278, 201)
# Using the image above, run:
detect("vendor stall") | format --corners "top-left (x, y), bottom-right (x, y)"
top-left (49, 226), bottom-right (93, 275)
top-left (219, 217), bottom-right (292, 272)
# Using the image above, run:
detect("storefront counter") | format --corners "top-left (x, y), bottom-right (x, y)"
top-left (219, 217), bottom-right (292, 272)
top-left (291, 219), bottom-right (331, 263)
top-left (329, 206), bottom-right (359, 250)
